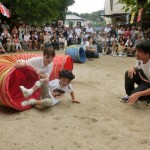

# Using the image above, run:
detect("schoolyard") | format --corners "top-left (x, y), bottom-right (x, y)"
top-left (0, 51), bottom-right (150, 150)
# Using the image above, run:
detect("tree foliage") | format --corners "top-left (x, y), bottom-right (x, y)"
top-left (118, 0), bottom-right (150, 15)
top-left (1, 0), bottom-right (74, 25)
top-left (80, 10), bottom-right (105, 27)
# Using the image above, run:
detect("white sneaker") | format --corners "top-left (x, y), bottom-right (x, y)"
top-left (21, 99), bottom-right (37, 107)
top-left (19, 86), bottom-right (33, 98)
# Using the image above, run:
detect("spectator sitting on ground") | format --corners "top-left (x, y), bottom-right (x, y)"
top-left (102, 34), bottom-right (109, 55)
top-left (51, 32), bottom-right (59, 50)
top-left (12, 33), bottom-right (23, 52)
top-left (85, 36), bottom-right (97, 58)
top-left (11, 26), bottom-right (18, 36)
top-left (124, 27), bottom-right (131, 42)
top-left (23, 32), bottom-right (30, 49)
top-left (0, 41), bottom-right (5, 54)
top-left (117, 40), bottom-right (126, 57)
top-left (111, 40), bottom-right (118, 57)
top-left (1, 28), bottom-right (10, 51)
top-left (38, 32), bottom-right (44, 50)
top-left (125, 35), bottom-right (134, 56)
top-left (59, 33), bottom-right (65, 50)
top-left (29, 33), bottom-right (38, 49)
top-left (7, 36), bottom-right (14, 52)
top-left (44, 31), bottom-right (51, 44)
top-left (136, 26), bottom-right (144, 40)
top-left (1, 21), bottom-right (10, 31)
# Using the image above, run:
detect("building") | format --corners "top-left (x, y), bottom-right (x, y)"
top-left (104, 0), bottom-right (129, 26)
top-left (65, 14), bottom-right (87, 27)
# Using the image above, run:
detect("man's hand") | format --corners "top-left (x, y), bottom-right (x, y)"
top-left (127, 93), bottom-right (139, 105)
top-left (14, 61), bottom-right (26, 68)
top-left (128, 67), bottom-right (136, 79)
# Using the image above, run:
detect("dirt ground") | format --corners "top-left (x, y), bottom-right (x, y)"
top-left (0, 51), bottom-right (150, 150)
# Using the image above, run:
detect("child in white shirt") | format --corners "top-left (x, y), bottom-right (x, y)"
top-left (20, 70), bottom-right (80, 107)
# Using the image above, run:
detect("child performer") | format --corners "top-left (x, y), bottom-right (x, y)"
top-left (20, 70), bottom-right (80, 107)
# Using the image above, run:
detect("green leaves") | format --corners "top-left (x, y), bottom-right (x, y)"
top-left (118, 0), bottom-right (150, 14)
top-left (1, 0), bottom-right (75, 25)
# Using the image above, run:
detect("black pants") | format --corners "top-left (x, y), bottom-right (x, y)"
top-left (86, 51), bottom-right (97, 58)
top-left (125, 69), bottom-right (150, 101)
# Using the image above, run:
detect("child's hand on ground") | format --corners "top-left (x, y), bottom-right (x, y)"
top-left (72, 99), bottom-right (80, 104)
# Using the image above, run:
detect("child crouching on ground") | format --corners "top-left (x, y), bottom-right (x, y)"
top-left (20, 70), bottom-right (80, 107)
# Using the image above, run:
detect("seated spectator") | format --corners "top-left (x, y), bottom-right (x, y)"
top-left (125, 36), bottom-right (134, 56)
top-left (124, 27), bottom-right (131, 42)
top-left (85, 36), bottom-right (97, 58)
top-left (11, 26), bottom-right (18, 36)
top-left (136, 26), bottom-right (144, 40)
top-left (29, 33), bottom-right (38, 49)
top-left (0, 44), bottom-right (5, 54)
top-left (81, 37), bottom-right (87, 50)
top-left (117, 40), bottom-right (126, 57)
top-left (102, 35), bottom-right (109, 54)
top-left (111, 40), bottom-right (118, 57)
top-left (44, 31), bottom-right (51, 48)
top-left (1, 21), bottom-right (10, 31)
top-left (44, 32), bottom-right (51, 44)
top-left (38, 32), bottom-right (44, 50)
top-left (7, 36), bottom-right (14, 52)
top-left (23, 32), bottom-right (30, 49)
top-left (51, 32), bottom-right (59, 50)
top-left (67, 27), bottom-right (74, 46)
top-left (44, 24), bottom-right (52, 34)
top-left (59, 33), bottom-right (65, 50)
top-left (12, 34), bottom-right (23, 52)
top-left (34, 31), bottom-right (39, 40)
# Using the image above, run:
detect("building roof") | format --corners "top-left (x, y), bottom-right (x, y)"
top-left (66, 14), bottom-right (86, 21)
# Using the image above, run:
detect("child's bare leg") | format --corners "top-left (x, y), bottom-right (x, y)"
top-left (19, 79), bottom-right (46, 98)
top-left (21, 98), bottom-right (53, 107)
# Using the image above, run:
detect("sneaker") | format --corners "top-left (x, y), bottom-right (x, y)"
top-left (19, 86), bottom-right (33, 98)
top-left (120, 95), bottom-right (129, 103)
top-left (21, 99), bottom-right (37, 107)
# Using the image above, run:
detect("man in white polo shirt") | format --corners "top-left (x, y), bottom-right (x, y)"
top-left (15, 47), bottom-right (55, 79)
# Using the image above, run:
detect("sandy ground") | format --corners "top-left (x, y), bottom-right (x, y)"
top-left (0, 51), bottom-right (150, 150)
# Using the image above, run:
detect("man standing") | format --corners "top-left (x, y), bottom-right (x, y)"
top-left (121, 40), bottom-right (150, 105)
top-left (75, 25), bottom-right (81, 44)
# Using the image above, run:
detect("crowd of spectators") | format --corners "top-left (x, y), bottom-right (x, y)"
top-left (97, 24), bottom-right (150, 57)
top-left (0, 20), bottom-right (150, 57)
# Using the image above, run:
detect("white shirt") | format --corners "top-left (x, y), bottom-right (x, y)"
top-left (118, 29), bottom-right (124, 35)
top-left (75, 28), bottom-right (81, 37)
top-left (59, 37), bottom-right (65, 43)
top-left (104, 27), bottom-right (111, 33)
top-left (136, 59), bottom-right (150, 80)
top-left (85, 41), bottom-right (93, 51)
top-left (86, 27), bottom-right (94, 33)
top-left (24, 34), bottom-right (30, 42)
top-left (25, 57), bottom-right (53, 77)
top-left (48, 79), bottom-right (73, 106)
top-left (44, 27), bottom-right (52, 33)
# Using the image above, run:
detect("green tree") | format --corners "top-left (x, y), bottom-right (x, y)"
top-left (118, 0), bottom-right (150, 15)
top-left (1, 0), bottom-right (74, 25)
top-left (80, 10), bottom-right (105, 27)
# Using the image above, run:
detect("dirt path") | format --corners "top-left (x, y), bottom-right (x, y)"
top-left (0, 52), bottom-right (150, 150)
